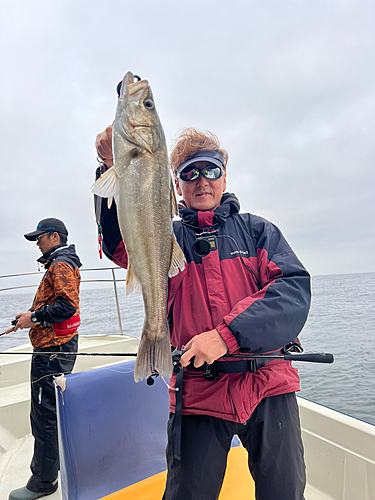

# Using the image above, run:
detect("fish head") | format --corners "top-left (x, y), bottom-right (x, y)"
top-left (114, 71), bottom-right (165, 155)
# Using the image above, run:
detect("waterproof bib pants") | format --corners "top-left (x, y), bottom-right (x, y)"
top-left (163, 392), bottom-right (306, 500)
top-left (27, 336), bottom-right (78, 493)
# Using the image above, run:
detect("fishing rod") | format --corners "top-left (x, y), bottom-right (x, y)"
top-left (0, 351), bottom-right (137, 357)
top-left (224, 352), bottom-right (333, 363)
top-left (0, 319), bottom-right (18, 337)
top-left (0, 327), bottom-right (15, 337)
top-left (172, 350), bottom-right (334, 364)
top-left (0, 350), bottom-right (333, 363)
top-left (142, 349), bottom-right (334, 385)
top-left (1, 318), bottom-right (333, 363)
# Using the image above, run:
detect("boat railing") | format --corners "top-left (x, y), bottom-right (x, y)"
top-left (0, 267), bottom-right (127, 336)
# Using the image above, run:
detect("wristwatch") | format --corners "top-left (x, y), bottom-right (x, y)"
top-left (30, 312), bottom-right (38, 324)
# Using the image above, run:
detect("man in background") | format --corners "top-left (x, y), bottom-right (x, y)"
top-left (9, 218), bottom-right (81, 500)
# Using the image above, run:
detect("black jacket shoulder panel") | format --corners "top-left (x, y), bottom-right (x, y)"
top-left (38, 245), bottom-right (82, 270)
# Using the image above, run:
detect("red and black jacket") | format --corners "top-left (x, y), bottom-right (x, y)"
top-left (96, 190), bottom-right (311, 422)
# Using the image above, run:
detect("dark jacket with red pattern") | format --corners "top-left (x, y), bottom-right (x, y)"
top-left (30, 244), bottom-right (82, 349)
top-left (97, 191), bottom-right (310, 422)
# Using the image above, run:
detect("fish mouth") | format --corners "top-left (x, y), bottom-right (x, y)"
top-left (116, 71), bottom-right (160, 154)
top-left (121, 71), bottom-right (149, 104)
top-left (120, 71), bottom-right (153, 131)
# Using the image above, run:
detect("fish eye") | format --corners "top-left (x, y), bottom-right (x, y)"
top-left (144, 99), bottom-right (154, 109)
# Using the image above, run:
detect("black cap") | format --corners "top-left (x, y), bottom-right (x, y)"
top-left (24, 218), bottom-right (68, 241)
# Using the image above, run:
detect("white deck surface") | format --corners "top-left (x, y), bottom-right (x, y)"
top-left (0, 435), bottom-right (61, 500)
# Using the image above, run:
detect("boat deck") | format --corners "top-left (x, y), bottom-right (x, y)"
top-left (0, 434), bottom-right (61, 500)
top-left (0, 435), bottom-right (333, 500)
top-left (1, 335), bottom-right (375, 500)
top-left (0, 335), bottom-right (139, 500)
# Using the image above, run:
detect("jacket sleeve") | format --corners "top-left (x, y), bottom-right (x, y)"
top-left (34, 298), bottom-right (76, 324)
top-left (94, 164), bottom-right (128, 269)
top-left (34, 262), bottom-right (79, 324)
top-left (216, 216), bottom-right (311, 354)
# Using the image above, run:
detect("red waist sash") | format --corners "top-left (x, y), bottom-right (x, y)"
top-left (53, 315), bottom-right (80, 336)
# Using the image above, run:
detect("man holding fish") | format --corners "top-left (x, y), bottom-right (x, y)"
top-left (93, 72), bottom-right (310, 500)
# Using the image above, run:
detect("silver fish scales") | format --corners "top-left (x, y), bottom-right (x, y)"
top-left (92, 72), bottom-right (185, 381)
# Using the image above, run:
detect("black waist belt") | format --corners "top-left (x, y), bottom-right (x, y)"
top-left (211, 359), bottom-right (260, 372)
top-left (202, 357), bottom-right (269, 374)
top-left (194, 352), bottom-right (283, 380)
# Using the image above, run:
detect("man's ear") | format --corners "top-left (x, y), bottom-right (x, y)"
top-left (175, 177), bottom-right (182, 197)
top-left (53, 232), bottom-right (61, 245)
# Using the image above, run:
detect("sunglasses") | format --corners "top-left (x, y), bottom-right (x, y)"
top-left (36, 233), bottom-right (49, 243)
top-left (178, 165), bottom-right (225, 182)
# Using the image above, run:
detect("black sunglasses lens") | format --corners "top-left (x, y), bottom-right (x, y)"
top-left (179, 166), bottom-right (223, 182)
top-left (202, 167), bottom-right (222, 180)
top-left (180, 167), bottom-right (200, 181)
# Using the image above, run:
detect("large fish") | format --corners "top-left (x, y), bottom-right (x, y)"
top-left (92, 72), bottom-right (185, 382)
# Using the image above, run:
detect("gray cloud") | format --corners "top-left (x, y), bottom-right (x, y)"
top-left (1, 0), bottom-right (374, 285)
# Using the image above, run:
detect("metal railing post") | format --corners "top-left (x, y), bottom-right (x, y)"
top-left (111, 268), bottom-right (123, 335)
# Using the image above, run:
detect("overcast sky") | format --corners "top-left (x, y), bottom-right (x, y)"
top-left (1, 0), bottom-right (374, 288)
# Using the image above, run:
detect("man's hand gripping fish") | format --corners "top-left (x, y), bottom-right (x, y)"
top-left (92, 72), bottom-right (185, 382)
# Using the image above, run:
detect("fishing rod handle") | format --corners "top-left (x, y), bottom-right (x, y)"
top-left (284, 353), bottom-right (334, 363)
top-left (0, 327), bottom-right (14, 336)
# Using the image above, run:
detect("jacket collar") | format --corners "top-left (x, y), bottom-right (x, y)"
top-left (178, 192), bottom-right (240, 228)
top-left (37, 244), bottom-right (81, 269)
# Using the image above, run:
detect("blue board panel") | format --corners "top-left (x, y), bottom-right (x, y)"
top-left (56, 360), bottom-right (169, 500)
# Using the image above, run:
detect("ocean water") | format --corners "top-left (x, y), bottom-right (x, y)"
top-left (297, 272), bottom-right (375, 425)
top-left (1, 272), bottom-right (374, 426)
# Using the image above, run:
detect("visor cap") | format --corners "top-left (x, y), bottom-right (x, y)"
top-left (175, 150), bottom-right (225, 175)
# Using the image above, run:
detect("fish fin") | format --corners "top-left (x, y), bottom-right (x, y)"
top-left (126, 264), bottom-right (142, 295)
top-left (107, 196), bottom-right (114, 209)
top-left (91, 167), bottom-right (119, 198)
top-left (134, 331), bottom-right (173, 382)
top-left (171, 179), bottom-right (178, 216)
top-left (168, 237), bottom-right (186, 278)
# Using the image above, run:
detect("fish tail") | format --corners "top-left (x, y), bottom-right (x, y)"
top-left (134, 332), bottom-right (173, 382)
